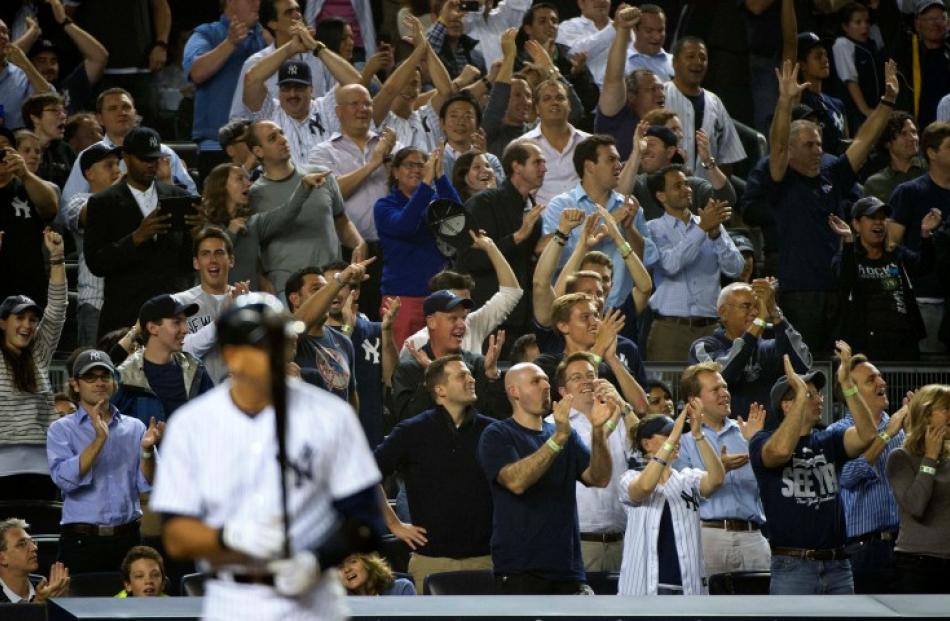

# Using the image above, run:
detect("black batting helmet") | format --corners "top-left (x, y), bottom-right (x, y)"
top-left (216, 293), bottom-right (303, 347)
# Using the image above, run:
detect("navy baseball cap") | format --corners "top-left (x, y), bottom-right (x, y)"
top-left (123, 127), bottom-right (163, 160)
top-left (730, 233), bottom-right (754, 254)
top-left (138, 294), bottom-right (199, 328)
top-left (278, 60), bottom-right (312, 86)
top-left (635, 415), bottom-right (676, 446)
top-left (852, 196), bottom-right (890, 219)
top-left (423, 290), bottom-right (474, 316)
top-left (770, 369), bottom-right (826, 414)
top-left (427, 198), bottom-right (477, 257)
top-left (72, 349), bottom-right (115, 378)
top-left (0, 295), bottom-right (42, 319)
top-left (797, 32), bottom-right (824, 62)
top-left (645, 125), bottom-right (678, 147)
top-left (28, 39), bottom-right (59, 59)
top-left (79, 144), bottom-right (122, 175)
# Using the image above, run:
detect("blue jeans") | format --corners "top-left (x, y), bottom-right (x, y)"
top-left (769, 556), bottom-right (854, 594)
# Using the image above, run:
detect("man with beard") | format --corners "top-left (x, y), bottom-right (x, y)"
top-left (675, 362), bottom-right (771, 577)
top-left (478, 362), bottom-right (612, 594)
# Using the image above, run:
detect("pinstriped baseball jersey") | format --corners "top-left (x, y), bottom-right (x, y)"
top-left (150, 378), bottom-right (381, 620)
top-left (617, 467), bottom-right (708, 595)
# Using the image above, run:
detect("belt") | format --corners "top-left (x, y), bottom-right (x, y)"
top-left (851, 530), bottom-right (898, 545)
top-left (653, 313), bottom-right (718, 327)
top-left (580, 531), bottom-right (623, 543)
top-left (216, 572), bottom-right (275, 586)
top-left (62, 521), bottom-right (140, 537)
top-left (702, 519), bottom-right (760, 532)
top-left (771, 545), bottom-right (849, 561)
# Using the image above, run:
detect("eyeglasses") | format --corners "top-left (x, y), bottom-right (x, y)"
top-left (79, 372), bottom-right (112, 383)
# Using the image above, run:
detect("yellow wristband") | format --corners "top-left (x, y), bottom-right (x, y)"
top-left (546, 437), bottom-right (563, 453)
top-left (878, 430), bottom-right (891, 443)
top-left (920, 464), bottom-right (937, 476)
top-left (340, 324), bottom-right (354, 336)
top-left (619, 242), bottom-right (632, 258)
top-left (606, 419), bottom-right (617, 432)
top-left (661, 442), bottom-right (674, 453)
top-left (589, 353), bottom-right (603, 365)
top-left (842, 385), bottom-right (858, 398)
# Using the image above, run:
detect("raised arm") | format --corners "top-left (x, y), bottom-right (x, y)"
top-left (295, 259), bottom-right (373, 330)
top-left (150, 0), bottom-right (172, 71)
top-left (627, 404), bottom-right (688, 502)
top-left (243, 39), bottom-right (300, 112)
top-left (49, 0), bottom-right (108, 83)
top-left (533, 207), bottom-right (583, 325)
top-left (760, 355), bottom-right (807, 468)
top-left (835, 340), bottom-right (879, 457)
top-left (186, 11), bottom-right (248, 85)
top-left (496, 395), bottom-right (574, 494)
top-left (780, 0), bottom-right (797, 65)
top-left (769, 59), bottom-right (808, 182)
top-left (331, 129), bottom-right (397, 199)
top-left (845, 60), bottom-right (899, 173)
top-left (372, 17), bottom-right (428, 126)
top-left (5, 43), bottom-right (53, 94)
top-left (618, 120), bottom-right (647, 194)
top-left (599, 7), bottom-right (639, 117)
top-left (579, 397), bottom-right (615, 488)
top-left (381, 298), bottom-right (400, 387)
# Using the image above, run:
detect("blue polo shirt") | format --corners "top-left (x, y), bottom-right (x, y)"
top-left (183, 15), bottom-right (266, 150)
top-left (889, 173), bottom-right (950, 298)
top-left (744, 154), bottom-right (859, 292)
top-left (0, 62), bottom-right (34, 129)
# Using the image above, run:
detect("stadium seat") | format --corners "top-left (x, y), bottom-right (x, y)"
top-left (585, 571), bottom-right (620, 595)
top-left (708, 571), bottom-right (771, 595)
top-left (181, 572), bottom-right (207, 597)
top-left (0, 500), bottom-right (63, 535)
top-left (423, 570), bottom-right (495, 595)
top-left (731, 120), bottom-right (767, 180)
top-left (33, 534), bottom-right (59, 578)
top-left (0, 603), bottom-right (46, 621)
top-left (379, 535), bottom-right (410, 573)
top-left (67, 571), bottom-right (124, 597)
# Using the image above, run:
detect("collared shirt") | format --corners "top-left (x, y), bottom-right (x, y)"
top-left (663, 82), bottom-right (747, 181)
top-left (516, 124), bottom-right (591, 205)
top-left (543, 183), bottom-right (659, 309)
top-left (127, 182), bottom-right (158, 218)
top-left (827, 412), bottom-right (903, 538)
top-left (545, 408), bottom-right (628, 534)
top-left (61, 136), bottom-right (197, 206)
top-left (183, 14), bottom-right (266, 149)
top-left (557, 16), bottom-right (614, 86)
top-left (427, 21), bottom-right (486, 79)
top-left (254, 90), bottom-right (339, 168)
top-left (647, 212), bottom-right (744, 317)
top-left (676, 418), bottom-right (766, 524)
top-left (61, 192), bottom-right (104, 309)
top-left (46, 405), bottom-right (150, 526)
top-left (308, 131), bottom-right (402, 241)
top-left (229, 45), bottom-right (334, 119)
top-left (626, 48), bottom-right (674, 82)
top-left (380, 104), bottom-right (441, 152)
top-left (0, 61), bottom-right (35, 129)
top-left (863, 158), bottom-right (928, 203)
top-left (0, 576), bottom-right (35, 603)
top-left (462, 0), bottom-right (532, 67)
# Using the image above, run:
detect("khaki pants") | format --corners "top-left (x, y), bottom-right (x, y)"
top-left (407, 553), bottom-right (493, 593)
top-left (580, 540), bottom-right (624, 573)
top-left (701, 527), bottom-right (771, 577)
top-left (646, 317), bottom-right (718, 362)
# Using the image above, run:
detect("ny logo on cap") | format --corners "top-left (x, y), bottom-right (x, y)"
top-left (88, 351), bottom-right (103, 361)
top-left (148, 136), bottom-right (159, 148)
top-left (287, 64), bottom-right (298, 76)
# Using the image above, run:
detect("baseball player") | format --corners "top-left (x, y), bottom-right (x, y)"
top-left (150, 291), bottom-right (385, 620)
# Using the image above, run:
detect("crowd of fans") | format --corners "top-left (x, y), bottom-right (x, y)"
top-left (2, 0), bottom-right (950, 605)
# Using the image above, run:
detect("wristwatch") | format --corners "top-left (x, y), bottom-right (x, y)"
top-left (701, 157), bottom-right (717, 170)
top-left (312, 41), bottom-right (327, 56)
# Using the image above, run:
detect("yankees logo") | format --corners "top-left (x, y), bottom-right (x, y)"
top-left (361, 337), bottom-right (381, 365)
top-left (680, 488), bottom-right (700, 511)
top-left (12, 197), bottom-right (31, 219)
top-left (287, 443), bottom-right (315, 488)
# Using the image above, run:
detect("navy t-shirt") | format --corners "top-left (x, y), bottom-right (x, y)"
top-left (143, 360), bottom-right (189, 419)
top-left (889, 174), bottom-right (950, 297)
top-left (749, 154), bottom-right (859, 291)
top-left (749, 426), bottom-right (850, 549)
top-left (350, 315), bottom-right (385, 448)
top-left (294, 327), bottom-right (357, 402)
top-left (478, 418), bottom-right (590, 581)
top-left (594, 106), bottom-right (638, 161)
top-left (800, 90), bottom-right (848, 155)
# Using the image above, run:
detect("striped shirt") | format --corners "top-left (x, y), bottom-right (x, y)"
top-left (827, 412), bottom-right (902, 538)
top-left (0, 280), bottom-right (67, 447)
top-left (61, 192), bottom-right (104, 310)
top-left (618, 466), bottom-right (708, 595)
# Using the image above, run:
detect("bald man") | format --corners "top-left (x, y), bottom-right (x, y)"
top-left (477, 363), bottom-right (613, 595)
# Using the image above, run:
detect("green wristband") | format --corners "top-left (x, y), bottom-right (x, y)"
top-left (546, 437), bottom-right (563, 453)
top-left (842, 385), bottom-right (858, 398)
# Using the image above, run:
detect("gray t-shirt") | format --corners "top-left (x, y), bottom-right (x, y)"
top-left (173, 285), bottom-right (228, 384)
top-left (249, 166), bottom-right (344, 295)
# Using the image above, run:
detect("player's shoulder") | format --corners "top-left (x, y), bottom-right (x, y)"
top-left (164, 383), bottom-right (234, 429)
top-left (288, 378), bottom-right (353, 417)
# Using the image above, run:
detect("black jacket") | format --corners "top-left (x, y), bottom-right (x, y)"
top-left (84, 180), bottom-right (195, 337)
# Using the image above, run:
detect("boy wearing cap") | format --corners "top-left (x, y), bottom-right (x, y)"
top-left (84, 126), bottom-right (200, 338)
top-left (61, 143), bottom-right (121, 347)
top-left (47, 349), bottom-right (164, 573)
top-left (796, 32), bottom-right (850, 155)
top-left (895, 0), bottom-right (950, 129)
top-left (749, 348), bottom-right (878, 594)
top-left (112, 294), bottom-right (214, 425)
top-left (831, 196), bottom-right (940, 361)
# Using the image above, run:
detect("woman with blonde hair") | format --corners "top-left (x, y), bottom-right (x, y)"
top-left (340, 553), bottom-right (415, 595)
top-left (886, 384), bottom-right (950, 594)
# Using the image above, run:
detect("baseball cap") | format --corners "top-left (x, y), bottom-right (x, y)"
top-left (79, 144), bottom-right (122, 175)
top-left (72, 349), bottom-right (115, 378)
top-left (645, 125), bottom-right (678, 148)
top-left (916, 0), bottom-right (946, 15)
top-left (28, 39), bottom-right (58, 59)
top-left (423, 290), bottom-right (474, 317)
top-left (426, 198), bottom-right (477, 258)
top-left (0, 295), bottom-right (42, 319)
top-left (730, 232), bottom-right (755, 255)
top-left (122, 126), bottom-right (164, 160)
top-left (769, 369), bottom-right (826, 414)
top-left (278, 60), bottom-right (312, 87)
top-left (791, 103), bottom-right (819, 122)
top-left (635, 415), bottom-right (676, 446)
top-left (851, 196), bottom-right (890, 219)
top-left (138, 294), bottom-right (199, 328)
top-left (797, 32), bottom-right (824, 62)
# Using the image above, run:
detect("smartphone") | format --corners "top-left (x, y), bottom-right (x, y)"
top-left (460, 1), bottom-right (481, 11)
top-left (157, 195), bottom-right (201, 231)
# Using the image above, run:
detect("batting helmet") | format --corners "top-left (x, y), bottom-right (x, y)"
top-left (216, 293), bottom-right (303, 347)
